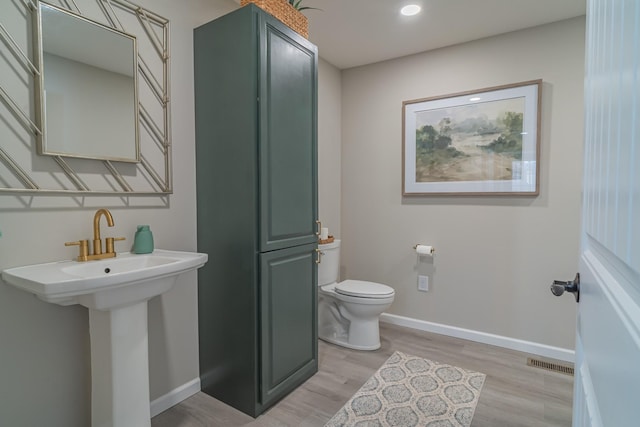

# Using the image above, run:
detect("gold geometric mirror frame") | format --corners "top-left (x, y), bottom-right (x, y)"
top-left (0, 0), bottom-right (171, 195)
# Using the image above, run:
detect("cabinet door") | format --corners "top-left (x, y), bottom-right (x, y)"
top-left (259, 14), bottom-right (318, 252)
top-left (260, 243), bottom-right (318, 408)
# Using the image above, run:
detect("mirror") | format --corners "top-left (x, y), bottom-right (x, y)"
top-left (35, 2), bottom-right (139, 162)
top-left (0, 0), bottom-right (171, 194)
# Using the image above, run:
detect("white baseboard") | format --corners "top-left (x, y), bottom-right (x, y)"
top-left (380, 313), bottom-right (575, 363)
top-left (150, 377), bottom-right (201, 417)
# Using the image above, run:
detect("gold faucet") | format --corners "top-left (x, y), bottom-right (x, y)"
top-left (65, 208), bottom-right (125, 261)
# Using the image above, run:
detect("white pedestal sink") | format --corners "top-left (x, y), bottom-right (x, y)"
top-left (1, 249), bottom-right (208, 427)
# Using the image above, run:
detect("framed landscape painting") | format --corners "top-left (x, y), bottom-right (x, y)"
top-left (402, 80), bottom-right (541, 196)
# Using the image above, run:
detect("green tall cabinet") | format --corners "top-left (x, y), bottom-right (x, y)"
top-left (194, 4), bottom-right (318, 417)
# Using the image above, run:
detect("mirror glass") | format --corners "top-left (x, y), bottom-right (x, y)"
top-left (36, 2), bottom-right (139, 162)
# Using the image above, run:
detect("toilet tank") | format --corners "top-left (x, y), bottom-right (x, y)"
top-left (317, 239), bottom-right (341, 286)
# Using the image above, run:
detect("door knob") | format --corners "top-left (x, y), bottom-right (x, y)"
top-left (550, 273), bottom-right (580, 302)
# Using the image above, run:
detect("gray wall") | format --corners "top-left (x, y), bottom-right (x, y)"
top-left (340, 17), bottom-right (585, 350)
top-left (0, 1), bottom-right (236, 425)
top-left (0, 4), bottom-right (583, 425)
top-left (0, 2), bottom-right (343, 425)
top-left (318, 58), bottom-right (342, 238)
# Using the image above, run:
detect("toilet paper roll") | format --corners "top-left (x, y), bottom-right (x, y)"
top-left (415, 245), bottom-right (434, 256)
top-left (320, 227), bottom-right (329, 240)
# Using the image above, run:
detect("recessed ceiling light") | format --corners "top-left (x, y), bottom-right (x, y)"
top-left (400, 5), bottom-right (421, 16)
top-left (469, 97), bottom-right (482, 101)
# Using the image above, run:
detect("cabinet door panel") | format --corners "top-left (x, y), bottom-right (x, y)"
top-left (259, 16), bottom-right (318, 252)
top-left (260, 243), bottom-right (317, 407)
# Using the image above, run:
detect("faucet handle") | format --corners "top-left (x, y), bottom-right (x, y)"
top-left (65, 240), bottom-right (89, 261)
top-left (105, 237), bottom-right (126, 254)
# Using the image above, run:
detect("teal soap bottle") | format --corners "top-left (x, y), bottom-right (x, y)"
top-left (133, 225), bottom-right (154, 254)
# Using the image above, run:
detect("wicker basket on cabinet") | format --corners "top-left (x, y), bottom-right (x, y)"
top-left (240, 0), bottom-right (309, 38)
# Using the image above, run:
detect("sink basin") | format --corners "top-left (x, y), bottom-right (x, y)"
top-left (1, 248), bottom-right (208, 426)
top-left (1, 249), bottom-right (208, 309)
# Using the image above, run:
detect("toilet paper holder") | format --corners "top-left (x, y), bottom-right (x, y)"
top-left (413, 244), bottom-right (435, 255)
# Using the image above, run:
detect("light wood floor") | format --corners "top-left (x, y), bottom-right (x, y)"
top-left (152, 323), bottom-right (573, 426)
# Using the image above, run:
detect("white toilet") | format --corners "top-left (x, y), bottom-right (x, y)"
top-left (317, 239), bottom-right (395, 350)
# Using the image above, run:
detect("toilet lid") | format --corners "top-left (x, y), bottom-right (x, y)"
top-left (335, 280), bottom-right (394, 298)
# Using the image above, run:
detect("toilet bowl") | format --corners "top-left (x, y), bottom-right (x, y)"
top-left (317, 240), bottom-right (395, 350)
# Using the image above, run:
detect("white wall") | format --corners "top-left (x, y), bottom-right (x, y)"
top-left (0, 1), bottom-right (237, 425)
top-left (341, 17), bottom-right (585, 350)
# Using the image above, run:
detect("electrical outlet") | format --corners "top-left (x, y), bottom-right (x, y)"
top-left (418, 275), bottom-right (429, 292)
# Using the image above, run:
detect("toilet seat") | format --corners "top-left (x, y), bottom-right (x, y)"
top-left (335, 280), bottom-right (395, 299)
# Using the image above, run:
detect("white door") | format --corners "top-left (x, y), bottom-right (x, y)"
top-left (566, 0), bottom-right (640, 425)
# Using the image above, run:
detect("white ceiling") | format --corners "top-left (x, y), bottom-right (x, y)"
top-left (299, 0), bottom-right (586, 69)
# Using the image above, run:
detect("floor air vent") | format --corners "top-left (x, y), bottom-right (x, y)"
top-left (527, 358), bottom-right (574, 376)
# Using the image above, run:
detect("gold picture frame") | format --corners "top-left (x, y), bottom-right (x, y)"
top-left (402, 79), bottom-right (542, 196)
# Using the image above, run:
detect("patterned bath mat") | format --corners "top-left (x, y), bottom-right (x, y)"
top-left (325, 351), bottom-right (486, 427)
